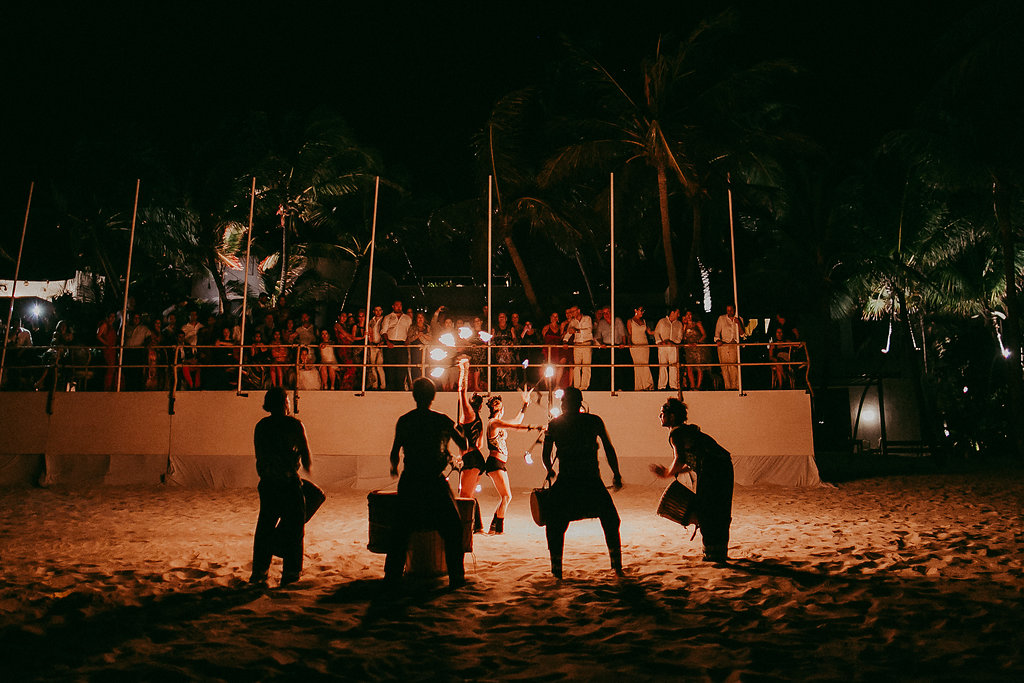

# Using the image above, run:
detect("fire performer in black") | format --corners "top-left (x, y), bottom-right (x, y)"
top-left (541, 387), bottom-right (624, 578)
top-left (250, 387), bottom-right (311, 586)
top-left (386, 377), bottom-right (468, 588)
top-left (650, 398), bottom-right (734, 563)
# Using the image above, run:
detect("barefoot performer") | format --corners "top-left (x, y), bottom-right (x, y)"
top-left (541, 387), bottom-right (623, 578)
top-left (386, 377), bottom-right (469, 589)
top-left (650, 398), bottom-right (734, 563)
top-left (483, 388), bottom-right (544, 534)
top-left (250, 387), bottom-right (311, 586)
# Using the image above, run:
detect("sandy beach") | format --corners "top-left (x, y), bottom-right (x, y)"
top-left (2, 468), bottom-right (1022, 681)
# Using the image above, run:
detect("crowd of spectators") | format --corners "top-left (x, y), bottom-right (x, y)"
top-left (1, 294), bottom-right (807, 393)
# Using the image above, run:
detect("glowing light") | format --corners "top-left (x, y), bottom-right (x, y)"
top-left (458, 327), bottom-right (472, 339)
top-left (550, 406), bottom-right (562, 418)
top-left (475, 484), bottom-right (482, 493)
top-left (32, 305), bottom-right (42, 318)
top-left (430, 348), bottom-right (448, 361)
top-left (698, 257), bottom-right (712, 313)
top-left (554, 389), bottom-right (564, 399)
top-left (439, 333), bottom-right (456, 347)
top-left (430, 367), bottom-right (445, 378)
top-left (1003, 348), bottom-right (1013, 359)
top-left (861, 407), bottom-right (878, 423)
top-left (881, 321), bottom-right (893, 354)
top-left (524, 452), bottom-right (533, 465)
top-left (522, 360), bottom-right (530, 369)
top-left (544, 365), bottom-right (555, 378)
top-left (962, 386), bottom-right (968, 394)
top-left (478, 331), bottom-right (492, 342)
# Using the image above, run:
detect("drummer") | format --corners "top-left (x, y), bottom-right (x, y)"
top-left (385, 377), bottom-right (468, 589)
top-left (541, 387), bottom-right (624, 579)
top-left (650, 398), bottom-right (734, 563)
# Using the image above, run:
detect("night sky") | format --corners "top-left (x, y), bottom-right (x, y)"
top-left (1, 0), bottom-right (968, 279)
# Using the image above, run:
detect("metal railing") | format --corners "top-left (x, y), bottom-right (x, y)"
top-left (0, 340), bottom-right (809, 398)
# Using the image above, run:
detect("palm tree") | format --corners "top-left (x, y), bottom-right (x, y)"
top-left (474, 89), bottom-right (599, 314)
top-left (541, 11), bottom-right (798, 304)
top-left (883, 0), bottom-right (1024, 455)
top-left (247, 110), bottom-right (385, 299)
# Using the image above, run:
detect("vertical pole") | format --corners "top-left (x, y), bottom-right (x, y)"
top-left (487, 175), bottom-right (493, 392)
top-left (236, 177), bottom-right (256, 394)
top-left (0, 182), bottom-right (34, 389)
top-left (610, 172), bottom-right (616, 395)
top-left (116, 179), bottom-right (141, 392)
top-left (360, 176), bottom-right (380, 395)
top-left (727, 173), bottom-right (743, 394)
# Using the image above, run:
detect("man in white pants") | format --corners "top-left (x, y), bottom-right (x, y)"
top-left (714, 304), bottom-right (745, 390)
top-left (654, 307), bottom-right (683, 390)
top-left (367, 305), bottom-right (386, 390)
top-left (563, 306), bottom-right (593, 390)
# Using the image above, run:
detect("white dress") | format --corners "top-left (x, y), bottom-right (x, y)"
top-left (296, 365), bottom-right (321, 390)
top-left (628, 319), bottom-right (654, 390)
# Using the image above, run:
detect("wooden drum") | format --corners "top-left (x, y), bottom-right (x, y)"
top-left (367, 490), bottom-right (399, 554)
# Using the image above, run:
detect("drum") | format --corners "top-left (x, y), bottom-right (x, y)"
top-left (406, 530), bottom-right (447, 576)
top-left (455, 497), bottom-right (476, 553)
top-left (367, 491), bottom-right (476, 557)
top-left (367, 490), bottom-right (399, 554)
top-left (656, 479), bottom-right (699, 528)
top-left (272, 479), bottom-right (327, 558)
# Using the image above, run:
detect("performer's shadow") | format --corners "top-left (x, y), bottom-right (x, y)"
top-left (320, 577), bottom-right (452, 630)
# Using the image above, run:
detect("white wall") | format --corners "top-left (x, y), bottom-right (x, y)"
top-left (0, 389), bottom-right (818, 488)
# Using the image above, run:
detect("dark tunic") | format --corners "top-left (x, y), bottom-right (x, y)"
top-left (385, 407), bottom-right (467, 582)
top-left (544, 412), bottom-right (617, 522)
top-left (669, 424), bottom-right (734, 553)
top-left (252, 414), bottom-right (310, 579)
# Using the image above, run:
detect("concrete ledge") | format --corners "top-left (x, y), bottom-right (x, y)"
top-left (0, 389), bottom-right (818, 488)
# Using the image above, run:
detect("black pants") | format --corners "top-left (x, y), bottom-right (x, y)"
top-left (252, 477), bottom-right (305, 579)
top-left (383, 343), bottom-right (409, 391)
top-left (696, 459), bottom-right (734, 557)
top-left (544, 477), bottom-right (621, 571)
top-left (384, 473), bottom-right (464, 583)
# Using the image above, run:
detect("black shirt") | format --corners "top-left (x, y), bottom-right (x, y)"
top-left (393, 408), bottom-right (466, 478)
top-left (254, 415), bottom-right (310, 480)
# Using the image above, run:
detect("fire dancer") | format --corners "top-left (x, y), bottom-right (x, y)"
top-left (455, 357), bottom-right (486, 533)
top-left (484, 389), bottom-right (544, 534)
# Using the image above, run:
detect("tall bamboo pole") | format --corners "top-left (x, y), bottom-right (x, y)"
top-left (727, 173), bottom-right (743, 394)
top-left (610, 172), bottom-right (616, 395)
top-left (0, 182), bottom-right (35, 389)
top-left (236, 177), bottom-right (257, 394)
top-left (359, 176), bottom-right (381, 395)
top-left (116, 180), bottom-right (141, 392)
top-left (487, 175), bottom-right (493, 392)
